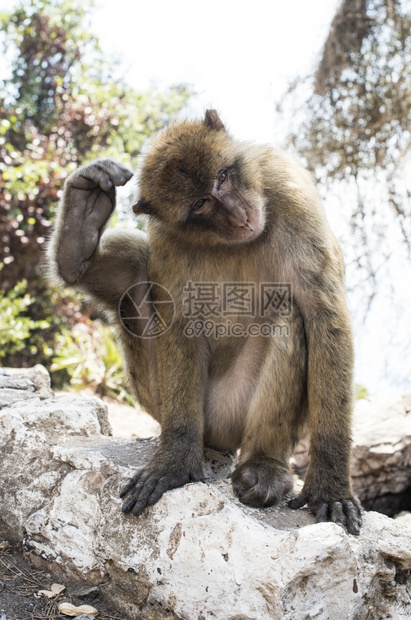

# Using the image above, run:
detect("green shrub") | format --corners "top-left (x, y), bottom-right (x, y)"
top-left (51, 319), bottom-right (134, 403)
top-left (0, 273), bottom-right (49, 359)
top-left (355, 384), bottom-right (369, 400)
top-left (0, 0), bottom-right (190, 376)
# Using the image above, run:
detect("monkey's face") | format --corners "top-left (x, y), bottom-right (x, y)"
top-left (133, 113), bottom-right (267, 246)
top-left (183, 163), bottom-right (266, 244)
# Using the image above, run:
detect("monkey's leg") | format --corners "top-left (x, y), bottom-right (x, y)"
top-left (232, 321), bottom-right (307, 508)
top-left (288, 310), bottom-right (362, 535)
top-left (120, 324), bottom-right (205, 516)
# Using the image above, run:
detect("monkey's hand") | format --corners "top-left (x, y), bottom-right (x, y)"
top-left (56, 159), bottom-right (133, 284)
top-left (119, 448), bottom-right (204, 516)
top-left (288, 466), bottom-right (363, 535)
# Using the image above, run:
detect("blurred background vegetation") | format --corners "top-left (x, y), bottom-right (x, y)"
top-left (280, 0), bottom-right (410, 393)
top-left (0, 0), bottom-right (410, 400)
top-left (280, 0), bottom-right (411, 303)
top-left (0, 0), bottom-right (189, 399)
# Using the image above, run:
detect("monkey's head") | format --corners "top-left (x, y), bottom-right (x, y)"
top-left (133, 110), bottom-right (267, 246)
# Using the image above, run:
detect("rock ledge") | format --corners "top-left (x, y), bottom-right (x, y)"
top-left (1, 367), bottom-right (411, 620)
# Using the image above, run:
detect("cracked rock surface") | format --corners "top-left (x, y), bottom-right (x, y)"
top-left (1, 366), bottom-right (411, 620)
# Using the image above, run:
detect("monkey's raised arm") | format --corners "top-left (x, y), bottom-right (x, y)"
top-left (48, 159), bottom-right (147, 311)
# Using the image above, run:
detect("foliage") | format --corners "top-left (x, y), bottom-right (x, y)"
top-left (280, 0), bottom-right (411, 259)
top-left (51, 319), bottom-right (134, 403)
top-left (0, 0), bottom-right (190, 376)
top-left (0, 269), bottom-right (49, 358)
top-left (278, 0), bottom-right (411, 391)
top-left (0, 0), bottom-right (189, 293)
top-left (355, 384), bottom-right (369, 400)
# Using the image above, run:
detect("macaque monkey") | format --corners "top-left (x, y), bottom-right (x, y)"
top-left (49, 110), bottom-right (362, 534)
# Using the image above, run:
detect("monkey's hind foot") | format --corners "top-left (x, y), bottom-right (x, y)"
top-left (289, 489), bottom-right (363, 536)
top-left (231, 455), bottom-right (293, 508)
top-left (120, 459), bottom-right (204, 517)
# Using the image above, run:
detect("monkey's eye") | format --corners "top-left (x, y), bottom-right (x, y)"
top-left (192, 198), bottom-right (207, 212)
top-left (217, 169), bottom-right (228, 185)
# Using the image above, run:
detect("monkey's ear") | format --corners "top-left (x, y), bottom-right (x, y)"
top-left (204, 109), bottom-right (226, 132)
top-left (132, 198), bottom-right (153, 216)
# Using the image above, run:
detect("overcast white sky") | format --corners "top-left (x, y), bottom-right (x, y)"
top-left (2, 0), bottom-right (410, 395)
top-left (92, 0), bottom-right (339, 143)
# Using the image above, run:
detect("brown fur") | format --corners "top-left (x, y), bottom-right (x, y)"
top-left (48, 111), bottom-right (362, 534)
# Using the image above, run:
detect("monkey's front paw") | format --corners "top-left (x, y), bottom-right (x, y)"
top-left (120, 462), bottom-right (204, 517)
top-left (289, 489), bottom-right (363, 536)
top-left (57, 159), bottom-right (134, 285)
top-left (232, 455), bottom-right (293, 508)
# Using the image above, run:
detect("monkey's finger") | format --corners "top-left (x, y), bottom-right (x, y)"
top-left (119, 470), bottom-right (144, 498)
top-left (96, 160), bottom-right (134, 187)
top-left (120, 479), bottom-right (137, 499)
top-left (346, 498), bottom-right (363, 526)
top-left (115, 164), bottom-right (134, 184)
top-left (315, 502), bottom-right (330, 523)
top-left (121, 475), bottom-right (155, 514)
top-left (347, 520), bottom-right (361, 536)
top-left (71, 171), bottom-right (113, 193)
top-left (240, 477), bottom-right (290, 508)
top-left (72, 167), bottom-right (114, 193)
top-left (231, 467), bottom-right (258, 497)
top-left (131, 475), bottom-right (159, 516)
top-left (232, 471), bottom-right (265, 507)
top-left (344, 500), bottom-right (363, 536)
top-left (146, 476), bottom-right (176, 507)
top-left (238, 487), bottom-right (271, 507)
top-left (94, 164), bottom-right (117, 193)
top-left (121, 494), bottom-right (138, 513)
top-left (146, 470), bottom-right (197, 507)
top-left (330, 501), bottom-right (346, 528)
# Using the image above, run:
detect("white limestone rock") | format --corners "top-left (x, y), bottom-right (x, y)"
top-left (0, 367), bottom-right (111, 539)
top-left (1, 367), bottom-right (411, 620)
top-left (351, 393), bottom-right (411, 514)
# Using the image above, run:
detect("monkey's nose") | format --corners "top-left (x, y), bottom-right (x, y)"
top-left (227, 207), bottom-right (249, 229)
top-left (240, 215), bottom-right (254, 233)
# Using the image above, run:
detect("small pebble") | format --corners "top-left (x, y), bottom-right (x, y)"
top-left (72, 585), bottom-right (99, 600)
